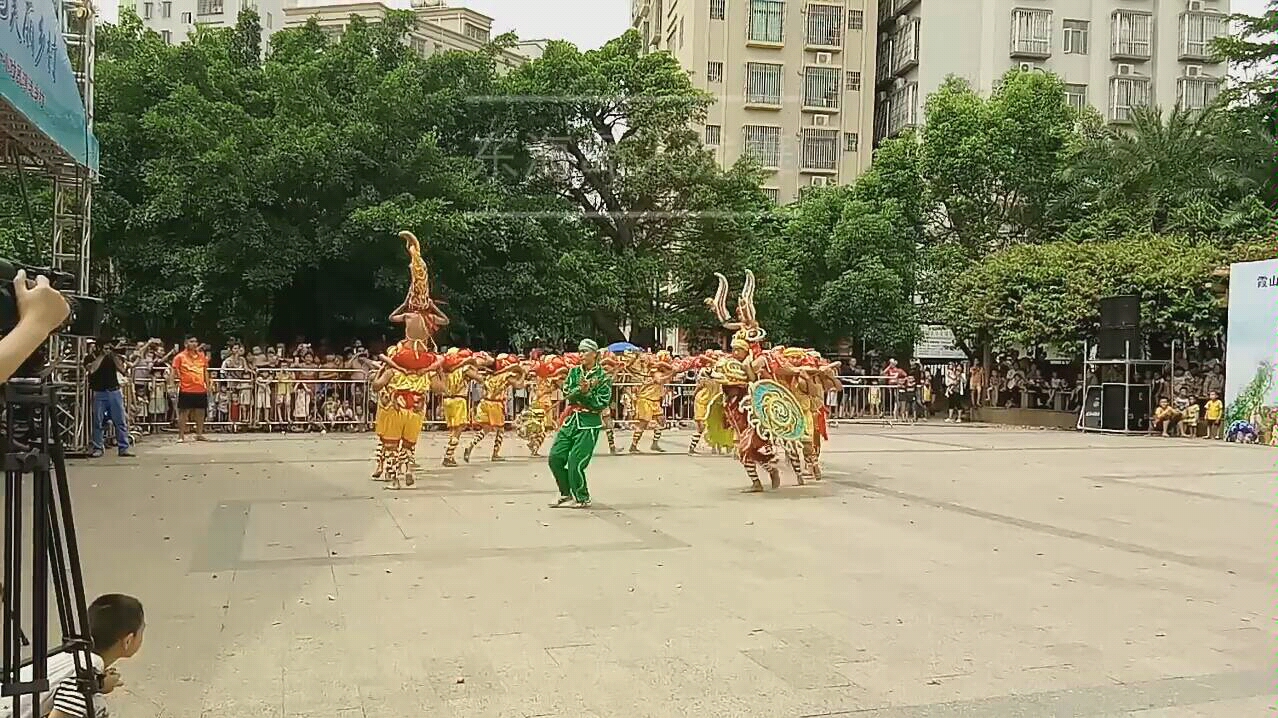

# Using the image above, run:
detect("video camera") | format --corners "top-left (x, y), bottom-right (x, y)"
top-left (0, 259), bottom-right (103, 339)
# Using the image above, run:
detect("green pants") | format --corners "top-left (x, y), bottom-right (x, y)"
top-left (549, 417), bottom-right (600, 503)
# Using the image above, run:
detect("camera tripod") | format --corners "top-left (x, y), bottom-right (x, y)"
top-left (0, 377), bottom-right (96, 716)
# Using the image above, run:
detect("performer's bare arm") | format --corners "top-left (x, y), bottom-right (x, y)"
top-left (371, 367), bottom-right (394, 391)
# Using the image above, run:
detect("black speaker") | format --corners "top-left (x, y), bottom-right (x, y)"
top-left (1080, 385), bottom-right (1103, 429)
top-left (1098, 327), bottom-right (1144, 359)
top-left (1100, 383), bottom-right (1150, 431)
top-left (1100, 295), bottom-right (1141, 329)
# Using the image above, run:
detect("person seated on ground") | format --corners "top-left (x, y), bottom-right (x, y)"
top-left (1, 593), bottom-right (144, 718)
top-left (1152, 397), bottom-right (1181, 437)
top-left (1179, 397), bottom-right (1201, 438)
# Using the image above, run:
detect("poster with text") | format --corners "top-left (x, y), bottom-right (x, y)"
top-left (1224, 258), bottom-right (1278, 425)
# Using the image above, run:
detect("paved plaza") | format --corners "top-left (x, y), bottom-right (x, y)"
top-left (57, 424), bottom-right (1274, 717)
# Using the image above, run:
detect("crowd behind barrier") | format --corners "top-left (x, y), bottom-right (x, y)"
top-left (115, 367), bottom-right (924, 437)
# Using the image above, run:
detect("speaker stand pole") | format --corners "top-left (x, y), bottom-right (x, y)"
top-left (1124, 339), bottom-right (1134, 434)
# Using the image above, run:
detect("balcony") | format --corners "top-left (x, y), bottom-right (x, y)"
top-left (1109, 75), bottom-right (1151, 123)
top-left (1179, 11), bottom-right (1227, 61)
top-left (1111, 11), bottom-right (1153, 62)
top-left (1177, 75), bottom-right (1221, 111)
top-left (1009, 9), bottom-right (1052, 59)
top-left (889, 18), bottom-right (920, 76)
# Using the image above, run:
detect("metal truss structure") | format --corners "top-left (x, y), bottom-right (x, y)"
top-left (0, 0), bottom-right (96, 452)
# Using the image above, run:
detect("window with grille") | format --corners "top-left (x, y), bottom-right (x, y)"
top-left (465, 24), bottom-right (490, 42)
top-left (745, 62), bottom-right (784, 104)
top-left (762, 187), bottom-right (781, 204)
top-left (1063, 20), bottom-right (1089, 55)
top-left (1112, 11), bottom-right (1152, 59)
top-left (141, 1), bottom-right (152, 17)
top-left (1177, 77), bottom-right (1219, 110)
top-left (707, 61), bottom-right (724, 82)
top-left (848, 9), bottom-right (863, 30)
top-left (743, 125), bottom-right (782, 167)
top-left (1010, 8), bottom-right (1052, 56)
top-left (845, 70), bottom-right (861, 91)
top-left (180, 10), bottom-right (191, 22)
top-left (748, 0), bottom-right (785, 43)
top-left (889, 18), bottom-right (919, 74)
top-left (410, 38), bottom-right (429, 56)
top-left (876, 36), bottom-right (894, 81)
top-left (886, 82), bottom-right (918, 137)
top-left (803, 66), bottom-right (840, 109)
top-left (1063, 83), bottom-right (1088, 112)
top-left (161, 29), bottom-right (171, 43)
top-left (1180, 12), bottom-right (1227, 59)
top-left (806, 4), bottom-right (842, 46)
top-left (801, 128), bottom-right (839, 170)
top-left (705, 124), bottom-right (722, 145)
top-left (844, 132), bottom-right (859, 152)
top-left (160, 1), bottom-right (171, 17)
top-left (1109, 76), bottom-right (1151, 122)
top-left (711, 0), bottom-right (725, 20)
top-left (196, 0), bottom-right (222, 15)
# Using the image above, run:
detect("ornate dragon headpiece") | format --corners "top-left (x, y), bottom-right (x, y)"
top-left (705, 269), bottom-right (767, 349)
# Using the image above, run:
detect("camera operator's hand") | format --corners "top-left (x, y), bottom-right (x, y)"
top-left (14, 269), bottom-right (70, 332)
top-left (0, 270), bottom-right (72, 383)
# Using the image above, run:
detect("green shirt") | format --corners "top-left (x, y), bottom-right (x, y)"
top-left (563, 363), bottom-right (612, 429)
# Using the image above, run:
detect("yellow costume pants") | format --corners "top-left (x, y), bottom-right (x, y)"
top-left (635, 396), bottom-right (661, 422)
top-left (441, 397), bottom-right (468, 430)
top-left (375, 406), bottom-right (424, 445)
top-left (477, 398), bottom-right (505, 428)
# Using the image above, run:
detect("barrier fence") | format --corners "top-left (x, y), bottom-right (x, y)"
top-left (115, 368), bottom-right (934, 438)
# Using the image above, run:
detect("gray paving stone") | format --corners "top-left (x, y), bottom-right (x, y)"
top-left (40, 426), bottom-right (1275, 717)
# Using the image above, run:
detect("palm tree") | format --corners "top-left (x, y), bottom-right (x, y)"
top-left (1056, 105), bottom-right (1274, 234)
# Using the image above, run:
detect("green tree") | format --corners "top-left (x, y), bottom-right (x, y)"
top-left (1213, 0), bottom-right (1278, 131)
top-left (500, 31), bottom-right (740, 345)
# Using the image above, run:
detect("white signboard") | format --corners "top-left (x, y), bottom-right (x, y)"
top-left (915, 325), bottom-right (967, 360)
top-left (1224, 258), bottom-right (1278, 423)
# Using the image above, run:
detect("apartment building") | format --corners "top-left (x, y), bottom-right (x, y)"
top-left (282, 0), bottom-right (531, 69)
top-left (875, 0), bottom-right (1231, 143)
top-left (135, 0), bottom-right (285, 46)
top-left (136, 0), bottom-right (533, 70)
top-left (633, 0), bottom-right (879, 204)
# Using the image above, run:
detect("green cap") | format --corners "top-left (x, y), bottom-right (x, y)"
top-left (578, 339), bottom-right (599, 353)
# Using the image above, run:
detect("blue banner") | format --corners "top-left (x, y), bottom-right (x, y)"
top-left (0, 0), bottom-right (98, 171)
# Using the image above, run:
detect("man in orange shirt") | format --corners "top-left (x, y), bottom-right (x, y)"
top-left (171, 335), bottom-right (210, 441)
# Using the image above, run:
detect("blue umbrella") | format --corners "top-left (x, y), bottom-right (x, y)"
top-left (606, 341), bottom-right (641, 353)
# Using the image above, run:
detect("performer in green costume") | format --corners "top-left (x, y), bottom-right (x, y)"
top-left (549, 339), bottom-right (613, 508)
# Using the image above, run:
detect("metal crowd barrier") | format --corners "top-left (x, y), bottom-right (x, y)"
top-left (119, 368), bottom-right (944, 436)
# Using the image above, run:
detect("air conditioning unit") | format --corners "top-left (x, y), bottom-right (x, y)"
top-left (1018, 62), bottom-right (1034, 72)
top-left (816, 52), bottom-right (833, 64)
top-left (814, 114), bottom-right (829, 126)
top-left (811, 177), bottom-right (830, 187)
top-left (1116, 63), bottom-right (1135, 75)
top-left (1186, 64), bottom-right (1203, 77)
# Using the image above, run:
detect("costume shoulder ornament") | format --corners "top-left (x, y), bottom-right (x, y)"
top-left (744, 378), bottom-right (809, 445)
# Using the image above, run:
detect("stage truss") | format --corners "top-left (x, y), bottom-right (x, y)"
top-left (0, 0), bottom-right (96, 452)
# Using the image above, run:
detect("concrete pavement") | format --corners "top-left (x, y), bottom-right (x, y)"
top-left (48, 424), bottom-right (1276, 717)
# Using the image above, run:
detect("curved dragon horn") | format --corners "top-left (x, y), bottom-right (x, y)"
top-left (739, 269), bottom-right (757, 323)
top-left (705, 272), bottom-right (730, 323)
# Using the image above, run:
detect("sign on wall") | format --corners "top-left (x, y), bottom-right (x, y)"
top-left (1223, 258), bottom-right (1278, 425)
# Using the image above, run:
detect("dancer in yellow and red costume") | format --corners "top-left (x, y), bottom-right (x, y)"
top-left (464, 353), bottom-right (527, 462)
top-left (372, 231), bottom-right (448, 489)
top-left (437, 348), bottom-right (481, 467)
top-left (519, 352), bottom-right (568, 457)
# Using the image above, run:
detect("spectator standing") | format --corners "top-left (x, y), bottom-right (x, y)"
top-left (1204, 391), bottom-right (1224, 439)
top-left (172, 335), bottom-right (210, 442)
top-left (944, 362), bottom-right (964, 422)
top-left (84, 339), bottom-right (133, 458)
